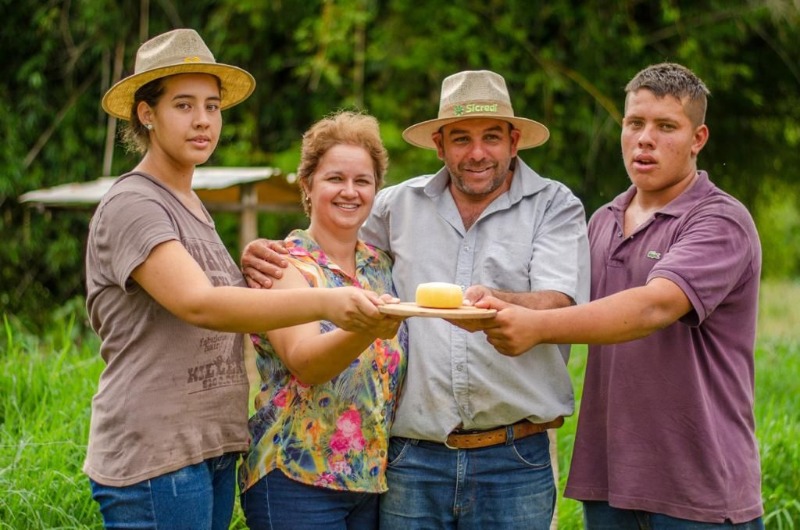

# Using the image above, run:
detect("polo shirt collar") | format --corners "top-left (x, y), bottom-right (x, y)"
top-left (609, 170), bottom-right (712, 218)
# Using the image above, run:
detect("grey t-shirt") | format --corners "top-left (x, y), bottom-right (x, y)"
top-left (84, 172), bottom-right (249, 487)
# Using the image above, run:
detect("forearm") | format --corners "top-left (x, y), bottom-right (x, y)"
top-left (133, 240), bottom-right (334, 331)
top-left (534, 285), bottom-right (684, 344)
top-left (491, 288), bottom-right (574, 310)
top-left (473, 279), bottom-right (691, 356)
top-left (276, 329), bottom-right (377, 385)
top-left (180, 286), bottom-right (333, 333)
top-left (134, 240), bottom-right (385, 336)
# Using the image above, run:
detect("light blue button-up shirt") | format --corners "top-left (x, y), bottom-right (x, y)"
top-left (361, 157), bottom-right (590, 442)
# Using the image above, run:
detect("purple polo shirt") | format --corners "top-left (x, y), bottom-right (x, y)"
top-left (565, 171), bottom-right (763, 523)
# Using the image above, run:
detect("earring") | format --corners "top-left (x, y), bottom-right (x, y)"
top-left (145, 123), bottom-right (153, 131)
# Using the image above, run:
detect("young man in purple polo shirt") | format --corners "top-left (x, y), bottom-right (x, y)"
top-left (462, 63), bottom-right (764, 528)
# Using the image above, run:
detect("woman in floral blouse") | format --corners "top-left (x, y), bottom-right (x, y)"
top-left (239, 110), bottom-right (408, 529)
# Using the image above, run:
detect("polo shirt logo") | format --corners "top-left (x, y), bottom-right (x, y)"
top-left (646, 250), bottom-right (662, 260)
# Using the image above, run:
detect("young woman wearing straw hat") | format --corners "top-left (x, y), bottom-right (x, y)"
top-left (84, 29), bottom-right (400, 529)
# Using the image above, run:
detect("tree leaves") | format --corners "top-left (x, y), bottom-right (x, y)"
top-left (2, 0), bottom-right (799, 327)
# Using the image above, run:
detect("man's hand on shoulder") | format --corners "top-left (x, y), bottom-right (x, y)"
top-left (241, 238), bottom-right (290, 289)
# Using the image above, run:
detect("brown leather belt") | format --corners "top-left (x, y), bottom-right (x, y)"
top-left (444, 417), bottom-right (564, 449)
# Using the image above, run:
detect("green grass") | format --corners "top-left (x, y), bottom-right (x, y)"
top-left (0, 311), bottom-right (103, 529)
top-left (1, 280), bottom-right (798, 529)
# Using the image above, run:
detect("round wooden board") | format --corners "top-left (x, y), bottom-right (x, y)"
top-left (378, 302), bottom-right (496, 319)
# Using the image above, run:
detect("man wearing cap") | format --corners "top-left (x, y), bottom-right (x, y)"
top-left (242, 69), bottom-right (589, 529)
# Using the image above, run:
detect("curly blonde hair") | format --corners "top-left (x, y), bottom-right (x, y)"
top-left (297, 110), bottom-right (389, 216)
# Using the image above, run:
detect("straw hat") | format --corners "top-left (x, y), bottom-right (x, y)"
top-left (102, 29), bottom-right (256, 121)
top-left (402, 70), bottom-right (550, 150)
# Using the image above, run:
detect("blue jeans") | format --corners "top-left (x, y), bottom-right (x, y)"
top-left (240, 469), bottom-right (379, 530)
top-left (583, 501), bottom-right (765, 530)
top-left (89, 453), bottom-right (237, 530)
top-left (379, 431), bottom-right (555, 530)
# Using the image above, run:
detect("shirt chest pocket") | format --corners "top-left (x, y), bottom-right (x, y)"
top-left (479, 240), bottom-right (533, 291)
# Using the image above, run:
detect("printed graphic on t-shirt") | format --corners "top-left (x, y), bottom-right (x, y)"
top-left (184, 238), bottom-right (243, 287)
top-left (187, 350), bottom-right (247, 392)
top-left (182, 238), bottom-right (247, 393)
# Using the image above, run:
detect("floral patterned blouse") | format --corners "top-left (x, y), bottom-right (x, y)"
top-left (238, 229), bottom-right (407, 493)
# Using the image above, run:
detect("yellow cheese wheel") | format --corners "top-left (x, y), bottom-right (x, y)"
top-left (415, 282), bottom-right (464, 309)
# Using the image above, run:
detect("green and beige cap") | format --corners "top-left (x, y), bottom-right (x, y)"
top-left (402, 70), bottom-right (550, 150)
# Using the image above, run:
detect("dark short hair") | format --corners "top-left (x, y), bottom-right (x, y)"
top-left (625, 62), bottom-right (710, 126)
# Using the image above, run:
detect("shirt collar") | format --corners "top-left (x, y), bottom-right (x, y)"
top-left (286, 228), bottom-right (381, 271)
top-left (609, 170), bottom-right (712, 218)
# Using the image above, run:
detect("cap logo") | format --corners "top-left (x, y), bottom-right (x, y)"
top-left (465, 103), bottom-right (498, 114)
top-left (183, 56), bottom-right (201, 63)
top-left (452, 103), bottom-right (499, 118)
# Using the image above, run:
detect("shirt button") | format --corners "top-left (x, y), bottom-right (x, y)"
top-left (456, 364), bottom-right (464, 372)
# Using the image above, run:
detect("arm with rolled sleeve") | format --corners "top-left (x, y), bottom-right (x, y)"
top-left (468, 184), bottom-right (590, 311)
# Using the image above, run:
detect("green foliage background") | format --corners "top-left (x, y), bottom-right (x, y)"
top-left (1, 0), bottom-right (799, 328)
